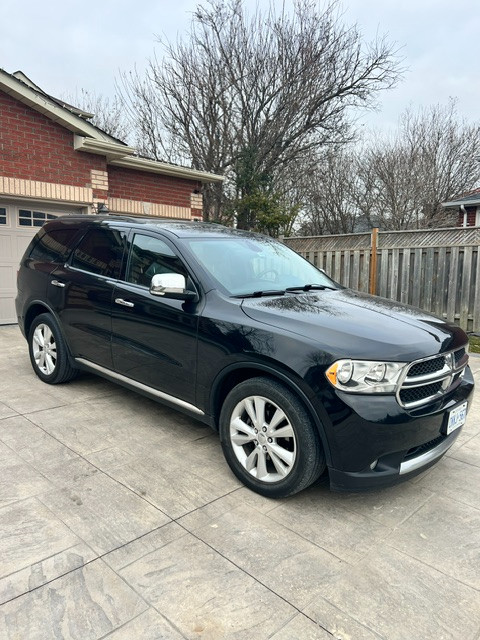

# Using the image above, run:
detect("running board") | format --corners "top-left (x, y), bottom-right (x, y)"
top-left (75, 357), bottom-right (204, 416)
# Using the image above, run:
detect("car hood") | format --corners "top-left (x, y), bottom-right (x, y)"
top-left (240, 288), bottom-right (467, 361)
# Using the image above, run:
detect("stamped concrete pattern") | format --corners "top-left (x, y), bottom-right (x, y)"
top-left (0, 324), bottom-right (479, 640)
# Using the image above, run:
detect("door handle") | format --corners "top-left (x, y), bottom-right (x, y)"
top-left (115, 298), bottom-right (134, 308)
top-left (51, 280), bottom-right (65, 288)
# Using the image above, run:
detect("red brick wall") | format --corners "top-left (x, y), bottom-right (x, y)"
top-left (0, 90), bottom-right (106, 186)
top-left (108, 166), bottom-right (199, 208)
top-left (1, 89), bottom-right (203, 217)
top-left (457, 207), bottom-right (478, 226)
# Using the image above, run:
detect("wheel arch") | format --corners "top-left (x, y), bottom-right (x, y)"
top-left (24, 301), bottom-right (57, 337)
top-left (209, 362), bottom-right (332, 465)
top-left (24, 301), bottom-right (75, 365)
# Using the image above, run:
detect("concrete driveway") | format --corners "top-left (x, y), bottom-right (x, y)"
top-left (0, 324), bottom-right (479, 640)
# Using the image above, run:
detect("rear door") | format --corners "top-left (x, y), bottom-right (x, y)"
top-left (16, 220), bottom-right (83, 330)
top-left (111, 232), bottom-right (200, 405)
top-left (49, 223), bottom-right (127, 369)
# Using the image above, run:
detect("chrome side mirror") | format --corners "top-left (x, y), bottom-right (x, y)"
top-left (150, 273), bottom-right (197, 301)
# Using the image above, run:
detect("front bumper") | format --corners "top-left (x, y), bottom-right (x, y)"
top-left (325, 366), bottom-right (474, 492)
top-left (329, 428), bottom-right (461, 491)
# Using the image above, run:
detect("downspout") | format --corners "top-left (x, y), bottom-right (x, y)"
top-left (460, 204), bottom-right (467, 228)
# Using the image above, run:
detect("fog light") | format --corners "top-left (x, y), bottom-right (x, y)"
top-left (370, 460), bottom-right (378, 470)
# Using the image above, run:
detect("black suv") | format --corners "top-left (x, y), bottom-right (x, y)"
top-left (16, 216), bottom-right (474, 497)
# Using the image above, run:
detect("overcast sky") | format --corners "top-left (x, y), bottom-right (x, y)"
top-left (1, 0), bottom-right (479, 136)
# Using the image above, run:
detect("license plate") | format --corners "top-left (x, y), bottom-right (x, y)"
top-left (446, 401), bottom-right (468, 435)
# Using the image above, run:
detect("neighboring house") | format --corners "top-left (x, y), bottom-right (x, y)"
top-left (442, 188), bottom-right (480, 227)
top-left (0, 69), bottom-right (223, 324)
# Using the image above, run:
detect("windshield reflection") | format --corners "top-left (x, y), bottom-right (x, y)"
top-left (187, 236), bottom-right (335, 296)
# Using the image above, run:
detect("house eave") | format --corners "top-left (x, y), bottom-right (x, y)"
top-left (442, 199), bottom-right (480, 208)
top-left (0, 68), bottom-right (118, 143)
top-left (109, 156), bottom-right (225, 183)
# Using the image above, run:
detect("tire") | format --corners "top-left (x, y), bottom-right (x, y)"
top-left (219, 377), bottom-right (326, 498)
top-left (28, 313), bottom-right (78, 384)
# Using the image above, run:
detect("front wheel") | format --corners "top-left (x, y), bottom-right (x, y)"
top-left (28, 313), bottom-right (77, 384)
top-left (219, 377), bottom-right (325, 498)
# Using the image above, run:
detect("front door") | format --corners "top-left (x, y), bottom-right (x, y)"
top-left (111, 232), bottom-right (199, 405)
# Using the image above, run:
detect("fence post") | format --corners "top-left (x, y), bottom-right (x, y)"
top-left (369, 227), bottom-right (379, 295)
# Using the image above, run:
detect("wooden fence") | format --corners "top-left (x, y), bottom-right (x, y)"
top-left (284, 226), bottom-right (480, 332)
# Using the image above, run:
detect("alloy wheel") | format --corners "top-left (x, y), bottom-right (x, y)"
top-left (32, 323), bottom-right (57, 375)
top-left (229, 395), bottom-right (297, 482)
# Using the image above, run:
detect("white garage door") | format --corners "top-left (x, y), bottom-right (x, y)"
top-left (0, 204), bottom-right (76, 324)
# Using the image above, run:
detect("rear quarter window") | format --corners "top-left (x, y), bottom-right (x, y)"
top-left (29, 228), bottom-right (79, 263)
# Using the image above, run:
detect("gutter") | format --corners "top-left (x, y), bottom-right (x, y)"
top-left (110, 155), bottom-right (225, 184)
top-left (74, 135), bottom-right (135, 160)
top-left (75, 135), bottom-right (225, 183)
top-left (442, 199), bottom-right (480, 207)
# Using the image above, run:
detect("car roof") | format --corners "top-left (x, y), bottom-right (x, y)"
top-left (51, 215), bottom-right (266, 240)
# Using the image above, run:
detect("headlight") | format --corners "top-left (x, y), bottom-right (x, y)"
top-left (325, 359), bottom-right (407, 393)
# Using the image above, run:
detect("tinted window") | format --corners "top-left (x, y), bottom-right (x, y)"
top-left (0, 207), bottom-right (6, 225)
top-left (127, 234), bottom-right (188, 287)
top-left (29, 228), bottom-right (78, 263)
top-left (71, 227), bottom-right (126, 278)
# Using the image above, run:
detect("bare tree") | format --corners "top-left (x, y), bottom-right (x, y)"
top-left (120, 0), bottom-right (401, 228)
top-left (64, 89), bottom-right (131, 142)
top-left (360, 101), bottom-right (480, 229)
top-left (298, 100), bottom-right (480, 235)
top-left (357, 140), bottom-right (423, 229)
top-left (299, 148), bottom-right (364, 234)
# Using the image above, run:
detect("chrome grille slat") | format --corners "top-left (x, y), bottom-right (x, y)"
top-left (401, 365), bottom-right (452, 385)
top-left (399, 381), bottom-right (443, 405)
top-left (408, 357), bottom-right (446, 377)
top-left (397, 346), bottom-right (468, 409)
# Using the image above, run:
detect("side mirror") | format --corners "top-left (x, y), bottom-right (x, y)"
top-left (150, 273), bottom-right (197, 301)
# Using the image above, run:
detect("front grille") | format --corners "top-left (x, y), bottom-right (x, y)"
top-left (408, 357), bottom-right (445, 377)
top-left (399, 382), bottom-right (443, 404)
top-left (397, 346), bottom-right (468, 409)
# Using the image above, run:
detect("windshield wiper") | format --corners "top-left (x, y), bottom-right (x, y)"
top-left (233, 284), bottom-right (337, 298)
top-left (285, 284), bottom-right (337, 292)
top-left (233, 289), bottom-right (286, 298)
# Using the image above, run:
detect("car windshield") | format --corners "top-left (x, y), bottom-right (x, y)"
top-left (186, 236), bottom-right (336, 296)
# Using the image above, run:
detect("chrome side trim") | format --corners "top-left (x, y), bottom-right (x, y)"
top-left (399, 433), bottom-right (458, 475)
top-left (75, 358), bottom-right (204, 416)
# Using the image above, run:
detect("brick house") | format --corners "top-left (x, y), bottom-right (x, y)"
top-left (0, 69), bottom-right (223, 323)
top-left (442, 188), bottom-right (480, 227)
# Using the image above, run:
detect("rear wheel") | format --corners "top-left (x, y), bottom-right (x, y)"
top-left (219, 377), bottom-right (325, 498)
top-left (28, 313), bottom-right (77, 384)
